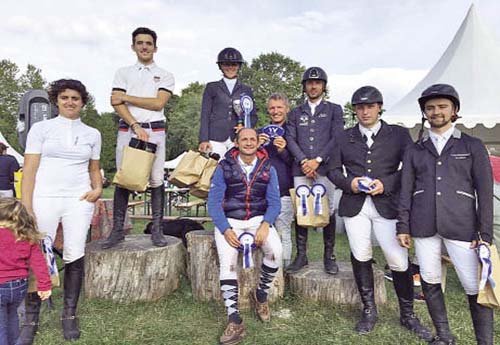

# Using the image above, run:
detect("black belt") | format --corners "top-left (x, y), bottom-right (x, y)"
top-left (119, 120), bottom-right (165, 130)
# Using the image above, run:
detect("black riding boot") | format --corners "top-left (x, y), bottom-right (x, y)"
top-left (323, 215), bottom-right (338, 275)
top-left (16, 292), bottom-right (42, 345)
top-left (150, 184), bottom-right (168, 247)
top-left (101, 186), bottom-right (130, 249)
top-left (351, 254), bottom-right (378, 334)
top-left (286, 225), bottom-right (308, 273)
top-left (61, 257), bottom-right (84, 341)
top-left (468, 294), bottom-right (494, 345)
top-left (421, 279), bottom-right (455, 345)
top-left (392, 269), bottom-right (433, 341)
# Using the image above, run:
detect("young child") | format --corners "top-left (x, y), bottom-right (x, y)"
top-left (0, 198), bottom-right (51, 345)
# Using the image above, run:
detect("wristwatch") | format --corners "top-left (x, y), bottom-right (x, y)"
top-left (315, 156), bottom-right (323, 163)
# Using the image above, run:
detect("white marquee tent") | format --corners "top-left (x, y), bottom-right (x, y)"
top-left (384, 5), bottom-right (500, 129)
top-left (164, 151), bottom-right (187, 170)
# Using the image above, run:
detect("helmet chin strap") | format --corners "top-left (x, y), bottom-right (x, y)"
top-left (418, 114), bottom-right (427, 141)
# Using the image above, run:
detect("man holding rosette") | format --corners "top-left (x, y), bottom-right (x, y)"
top-left (328, 86), bottom-right (431, 340)
top-left (207, 128), bottom-right (282, 345)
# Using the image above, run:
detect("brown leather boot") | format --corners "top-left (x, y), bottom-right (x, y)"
top-left (219, 321), bottom-right (246, 345)
top-left (251, 290), bottom-right (270, 322)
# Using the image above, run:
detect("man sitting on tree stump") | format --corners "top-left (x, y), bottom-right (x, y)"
top-left (208, 127), bottom-right (282, 345)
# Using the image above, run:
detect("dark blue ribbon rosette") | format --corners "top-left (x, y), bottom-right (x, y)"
top-left (478, 243), bottom-right (496, 290)
top-left (259, 124), bottom-right (285, 146)
top-left (238, 232), bottom-right (257, 269)
top-left (296, 185), bottom-right (311, 216)
top-left (311, 183), bottom-right (326, 215)
top-left (358, 176), bottom-right (375, 193)
top-left (240, 95), bottom-right (254, 128)
top-left (42, 236), bottom-right (58, 276)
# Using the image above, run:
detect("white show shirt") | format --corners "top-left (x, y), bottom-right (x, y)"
top-left (429, 125), bottom-right (455, 155)
top-left (308, 98), bottom-right (323, 115)
top-left (223, 77), bottom-right (237, 94)
top-left (112, 62), bottom-right (175, 123)
top-left (25, 116), bottom-right (101, 197)
top-left (359, 121), bottom-right (382, 148)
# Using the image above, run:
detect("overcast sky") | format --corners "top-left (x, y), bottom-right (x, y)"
top-left (1, 0), bottom-right (499, 113)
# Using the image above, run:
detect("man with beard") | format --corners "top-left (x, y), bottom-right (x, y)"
top-left (397, 84), bottom-right (494, 345)
top-left (285, 67), bottom-right (344, 274)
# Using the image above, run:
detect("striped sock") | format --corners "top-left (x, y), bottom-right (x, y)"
top-left (256, 264), bottom-right (279, 303)
top-left (220, 279), bottom-right (241, 324)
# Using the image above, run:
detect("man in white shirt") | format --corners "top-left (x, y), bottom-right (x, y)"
top-left (103, 27), bottom-right (175, 248)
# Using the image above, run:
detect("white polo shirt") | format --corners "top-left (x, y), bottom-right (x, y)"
top-left (25, 116), bottom-right (101, 197)
top-left (112, 62), bottom-right (175, 123)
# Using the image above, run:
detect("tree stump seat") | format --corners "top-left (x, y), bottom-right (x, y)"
top-left (185, 230), bottom-right (284, 310)
top-left (84, 234), bottom-right (185, 302)
top-left (287, 261), bottom-right (387, 305)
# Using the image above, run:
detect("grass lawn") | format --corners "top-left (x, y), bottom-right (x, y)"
top-left (33, 188), bottom-right (499, 344)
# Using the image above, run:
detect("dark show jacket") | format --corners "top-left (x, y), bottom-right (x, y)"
top-left (198, 79), bottom-right (257, 142)
top-left (328, 121), bottom-right (413, 219)
top-left (396, 128), bottom-right (493, 243)
top-left (285, 100), bottom-right (344, 176)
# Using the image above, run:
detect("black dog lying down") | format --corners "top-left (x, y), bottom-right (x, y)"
top-left (144, 219), bottom-right (205, 247)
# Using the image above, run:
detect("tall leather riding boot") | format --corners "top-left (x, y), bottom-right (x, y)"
top-left (150, 184), bottom-right (168, 247)
top-left (286, 225), bottom-right (308, 273)
top-left (468, 294), bottom-right (494, 345)
top-left (61, 257), bottom-right (84, 341)
top-left (323, 215), bottom-right (338, 275)
top-left (102, 186), bottom-right (130, 249)
top-left (421, 279), bottom-right (455, 345)
top-left (351, 254), bottom-right (378, 334)
top-left (16, 292), bottom-right (42, 345)
top-left (392, 269), bottom-right (433, 341)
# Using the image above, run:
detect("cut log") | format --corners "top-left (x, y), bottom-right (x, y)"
top-left (186, 230), bottom-right (284, 309)
top-left (84, 234), bottom-right (185, 302)
top-left (287, 261), bottom-right (387, 305)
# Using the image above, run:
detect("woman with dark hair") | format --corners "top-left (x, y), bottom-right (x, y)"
top-left (19, 79), bottom-right (102, 343)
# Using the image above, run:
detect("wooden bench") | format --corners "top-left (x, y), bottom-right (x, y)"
top-left (129, 214), bottom-right (212, 224)
top-left (127, 201), bottom-right (144, 215)
top-left (174, 199), bottom-right (207, 216)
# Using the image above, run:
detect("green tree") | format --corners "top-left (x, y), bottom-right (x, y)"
top-left (343, 102), bottom-right (358, 129)
top-left (165, 82), bottom-right (204, 160)
top-left (239, 52), bottom-right (305, 127)
top-left (0, 60), bottom-right (22, 151)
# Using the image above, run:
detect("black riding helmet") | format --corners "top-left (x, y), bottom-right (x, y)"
top-left (418, 84), bottom-right (460, 112)
top-left (302, 67), bottom-right (328, 85)
top-left (351, 86), bottom-right (383, 106)
top-left (217, 47), bottom-right (244, 65)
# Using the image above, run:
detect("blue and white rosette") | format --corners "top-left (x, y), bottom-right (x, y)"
top-left (240, 95), bottom-right (254, 128)
top-left (311, 183), bottom-right (326, 215)
top-left (42, 236), bottom-right (58, 278)
top-left (260, 124), bottom-right (285, 146)
top-left (238, 232), bottom-right (257, 269)
top-left (296, 185), bottom-right (310, 216)
top-left (358, 176), bottom-right (375, 193)
top-left (478, 243), bottom-right (496, 290)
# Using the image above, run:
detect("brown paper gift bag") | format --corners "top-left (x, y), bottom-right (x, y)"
top-left (169, 150), bottom-right (209, 188)
top-left (113, 139), bottom-right (156, 192)
top-left (478, 243), bottom-right (500, 308)
top-left (292, 185), bottom-right (330, 228)
top-left (190, 158), bottom-right (219, 199)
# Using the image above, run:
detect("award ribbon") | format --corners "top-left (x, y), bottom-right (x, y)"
top-left (296, 185), bottom-right (310, 216)
top-left (311, 183), bottom-right (326, 215)
top-left (478, 243), bottom-right (496, 290)
top-left (240, 95), bottom-right (254, 128)
top-left (238, 232), bottom-right (256, 269)
top-left (42, 236), bottom-right (58, 277)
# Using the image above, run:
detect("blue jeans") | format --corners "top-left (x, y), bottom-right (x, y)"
top-left (0, 278), bottom-right (28, 345)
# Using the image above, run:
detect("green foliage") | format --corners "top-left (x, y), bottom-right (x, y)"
top-left (343, 102), bottom-right (358, 129)
top-left (165, 82), bottom-right (204, 160)
top-left (240, 52), bottom-right (305, 127)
